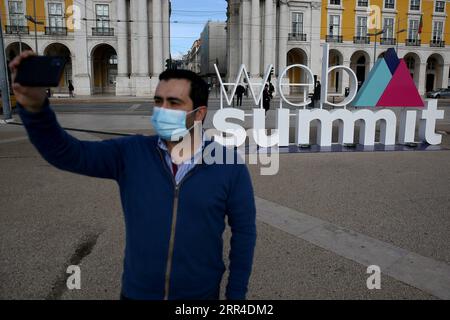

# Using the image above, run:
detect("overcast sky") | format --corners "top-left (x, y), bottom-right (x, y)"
top-left (170, 0), bottom-right (227, 59)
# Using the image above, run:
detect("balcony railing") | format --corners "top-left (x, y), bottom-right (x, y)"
top-left (326, 35), bottom-right (343, 43)
top-left (430, 39), bottom-right (445, 47)
top-left (92, 27), bottom-right (114, 36)
top-left (288, 33), bottom-right (307, 41)
top-left (45, 26), bottom-right (68, 35)
top-left (5, 25), bottom-right (29, 34)
top-left (405, 38), bottom-right (421, 46)
top-left (380, 37), bottom-right (396, 45)
top-left (353, 36), bottom-right (370, 44)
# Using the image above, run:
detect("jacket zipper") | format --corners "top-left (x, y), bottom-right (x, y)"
top-left (156, 147), bottom-right (201, 300)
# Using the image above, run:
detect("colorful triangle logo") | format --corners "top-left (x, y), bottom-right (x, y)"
top-left (352, 48), bottom-right (424, 108)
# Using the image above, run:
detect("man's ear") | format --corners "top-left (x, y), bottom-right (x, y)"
top-left (195, 106), bottom-right (207, 122)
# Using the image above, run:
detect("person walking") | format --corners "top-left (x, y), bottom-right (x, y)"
top-left (313, 80), bottom-right (321, 108)
top-left (68, 80), bottom-right (74, 98)
top-left (263, 84), bottom-right (271, 115)
top-left (236, 84), bottom-right (245, 107)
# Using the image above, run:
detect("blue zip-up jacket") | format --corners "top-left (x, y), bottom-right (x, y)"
top-left (17, 99), bottom-right (257, 300)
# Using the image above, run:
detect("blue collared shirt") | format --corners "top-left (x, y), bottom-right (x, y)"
top-left (157, 133), bottom-right (205, 184)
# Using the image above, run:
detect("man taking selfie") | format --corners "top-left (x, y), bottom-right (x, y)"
top-left (10, 51), bottom-right (257, 300)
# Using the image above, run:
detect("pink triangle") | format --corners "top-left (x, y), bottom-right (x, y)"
top-left (376, 60), bottom-right (424, 107)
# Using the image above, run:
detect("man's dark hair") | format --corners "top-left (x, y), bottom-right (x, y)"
top-left (159, 69), bottom-right (209, 109)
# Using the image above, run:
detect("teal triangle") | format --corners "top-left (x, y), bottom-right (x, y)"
top-left (352, 58), bottom-right (392, 107)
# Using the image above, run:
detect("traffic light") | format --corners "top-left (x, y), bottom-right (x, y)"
top-left (165, 59), bottom-right (171, 70)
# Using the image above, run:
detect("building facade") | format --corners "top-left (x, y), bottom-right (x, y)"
top-left (226, 0), bottom-right (323, 92)
top-left (199, 21), bottom-right (227, 77)
top-left (321, 0), bottom-right (450, 95)
top-left (1, 0), bottom-right (170, 96)
top-left (226, 0), bottom-right (450, 96)
top-left (183, 39), bottom-right (201, 74)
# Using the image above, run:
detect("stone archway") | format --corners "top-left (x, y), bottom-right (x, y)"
top-left (44, 43), bottom-right (72, 93)
top-left (5, 42), bottom-right (33, 89)
top-left (426, 53), bottom-right (444, 93)
top-left (328, 49), bottom-right (343, 93)
top-left (91, 44), bottom-right (118, 94)
top-left (6, 42), bottom-right (33, 62)
top-left (350, 51), bottom-right (370, 90)
top-left (286, 48), bottom-right (308, 95)
top-left (403, 52), bottom-right (421, 88)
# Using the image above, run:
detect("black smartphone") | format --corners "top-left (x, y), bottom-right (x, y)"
top-left (14, 56), bottom-right (66, 87)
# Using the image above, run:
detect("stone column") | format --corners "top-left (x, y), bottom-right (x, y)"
top-left (418, 62), bottom-right (427, 95)
top-left (131, 0), bottom-right (151, 96)
top-left (241, 0), bottom-right (251, 71)
top-left (310, 2), bottom-right (322, 79)
top-left (441, 64), bottom-right (450, 89)
top-left (152, 0), bottom-right (163, 75)
top-left (116, 0), bottom-right (131, 95)
top-left (138, 0), bottom-right (149, 76)
top-left (278, 0), bottom-right (288, 77)
top-left (263, 0), bottom-right (273, 71)
top-left (162, 0), bottom-right (170, 62)
top-left (73, 0), bottom-right (91, 95)
top-left (130, 0), bottom-right (140, 95)
top-left (227, 0), bottom-right (240, 82)
top-left (250, 0), bottom-right (261, 77)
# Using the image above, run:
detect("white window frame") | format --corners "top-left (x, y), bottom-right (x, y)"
top-left (384, 0), bottom-right (396, 10)
top-left (7, 0), bottom-right (26, 26)
top-left (47, 2), bottom-right (64, 28)
top-left (95, 3), bottom-right (110, 29)
top-left (434, 0), bottom-right (445, 13)
top-left (291, 12), bottom-right (304, 35)
top-left (408, 19), bottom-right (419, 40)
top-left (356, 16), bottom-right (368, 37)
top-left (329, 0), bottom-right (341, 6)
top-left (328, 14), bottom-right (341, 36)
top-left (356, 0), bottom-right (369, 8)
top-left (432, 20), bottom-right (444, 41)
top-left (383, 17), bottom-right (395, 39)
top-left (409, 0), bottom-right (421, 11)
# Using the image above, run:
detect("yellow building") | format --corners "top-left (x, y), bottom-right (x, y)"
top-left (1, 0), bottom-right (170, 96)
top-left (320, 0), bottom-right (450, 94)
top-left (1, 0), bottom-right (74, 92)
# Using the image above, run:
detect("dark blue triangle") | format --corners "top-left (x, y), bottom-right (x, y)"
top-left (383, 48), bottom-right (400, 75)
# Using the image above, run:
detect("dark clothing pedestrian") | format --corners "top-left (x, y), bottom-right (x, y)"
top-left (313, 81), bottom-right (321, 108)
top-left (263, 87), bottom-right (271, 114)
top-left (268, 83), bottom-right (275, 99)
top-left (68, 81), bottom-right (74, 98)
top-left (236, 85), bottom-right (245, 107)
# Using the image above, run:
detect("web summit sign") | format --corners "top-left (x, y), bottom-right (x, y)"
top-left (212, 44), bottom-right (444, 149)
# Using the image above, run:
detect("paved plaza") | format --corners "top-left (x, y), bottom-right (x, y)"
top-left (1, 98), bottom-right (449, 299)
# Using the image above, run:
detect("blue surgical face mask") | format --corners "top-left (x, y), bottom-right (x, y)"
top-left (151, 106), bottom-right (197, 141)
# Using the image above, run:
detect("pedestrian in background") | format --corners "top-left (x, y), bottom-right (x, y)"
top-left (263, 84), bottom-right (271, 115)
top-left (313, 80), bottom-right (321, 108)
top-left (68, 80), bottom-right (74, 98)
top-left (236, 84), bottom-right (245, 107)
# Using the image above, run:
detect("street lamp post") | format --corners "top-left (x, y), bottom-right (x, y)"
top-left (367, 29), bottom-right (386, 66)
top-left (396, 29), bottom-right (407, 53)
top-left (14, 29), bottom-right (23, 54)
top-left (25, 2), bottom-right (44, 55)
top-left (33, 0), bottom-right (37, 53)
